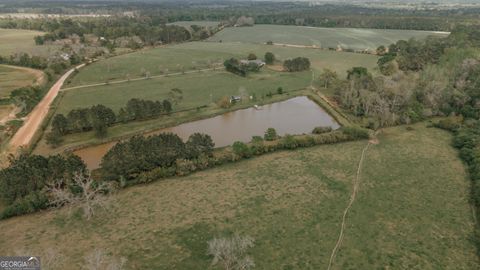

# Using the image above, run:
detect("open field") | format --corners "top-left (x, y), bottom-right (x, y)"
top-left (209, 25), bottom-right (449, 51)
top-left (60, 70), bottom-right (310, 114)
top-left (0, 28), bottom-right (60, 57)
top-left (0, 64), bottom-right (45, 97)
top-left (68, 41), bottom-right (378, 86)
top-left (168, 21), bottom-right (220, 27)
top-left (3, 123), bottom-right (478, 269)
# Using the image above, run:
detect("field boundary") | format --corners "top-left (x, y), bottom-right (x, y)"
top-left (62, 67), bottom-right (225, 92)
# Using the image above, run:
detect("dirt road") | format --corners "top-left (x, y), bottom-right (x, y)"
top-left (9, 64), bottom-right (84, 150)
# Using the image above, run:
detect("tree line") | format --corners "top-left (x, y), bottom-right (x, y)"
top-left (315, 25), bottom-right (480, 128)
top-left (47, 98), bottom-right (173, 146)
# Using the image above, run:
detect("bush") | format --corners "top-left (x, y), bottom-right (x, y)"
top-left (312, 126), bottom-right (333, 134)
top-left (136, 167), bottom-right (176, 184)
top-left (264, 128), bottom-right (278, 141)
top-left (341, 126), bottom-right (370, 139)
top-left (232, 141), bottom-right (251, 158)
top-left (280, 134), bottom-right (298, 149)
top-left (0, 191), bottom-right (48, 220)
top-left (434, 117), bottom-right (462, 132)
top-left (250, 136), bottom-right (265, 155)
top-left (175, 159), bottom-right (197, 176)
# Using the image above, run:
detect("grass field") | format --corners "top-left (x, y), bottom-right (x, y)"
top-left (3, 123), bottom-right (478, 269)
top-left (0, 28), bottom-right (60, 57)
top-left (168, 21), bottom-right (220, 27)
top-left (60, 70), bottom-right (310, 114)
top-left (0, 65), bottom-right (45, 97)
top-left (209, 25), bottom-right (449, 51)
top-left (68, 41), bottom-right (378, 86)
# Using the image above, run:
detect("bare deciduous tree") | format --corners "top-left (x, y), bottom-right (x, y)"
top-left (207, 234), bottom-right (255, 270)
top-left (48, 172), bottom-right (111, 220)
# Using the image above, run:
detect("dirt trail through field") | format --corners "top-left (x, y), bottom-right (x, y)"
top-left (8, 64), bottom-right (84, 150)
top-left (326, 138), bottom-right (374, 270)
top-left (1, 64), bottom-right (47, 86)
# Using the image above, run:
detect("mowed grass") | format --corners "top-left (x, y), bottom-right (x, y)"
top-left (59, 69), bottom-right (310, 114)
top-left (209, 25), bottom-right (449, 51)
top-left (68, 41), bottom-right (378, 86)
top-left (0, 65), bottom-right (44, 97)
top-left (3, 123), bottom-right (478, 269)
top-left (0, 28), bottom-right (60, 57)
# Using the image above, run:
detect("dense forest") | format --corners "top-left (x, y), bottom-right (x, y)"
top-left (1, 1), bottom-right (480, 31)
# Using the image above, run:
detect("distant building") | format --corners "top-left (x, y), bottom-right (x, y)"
top-left (240, 59), bottom-right (265, 67)
top-left (60, 53), bottom-right (70, 61)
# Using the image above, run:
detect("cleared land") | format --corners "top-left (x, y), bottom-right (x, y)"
top-left (0, 65), bottom-right (45, 97)
top-left (68, 41), bottom-right (378, 86)
top-left (0, 28), bottom-right (59, 57)
top-left (209, 25), bottom-right (449, 51)
top-left (2, 123), bottom-right (478, 269)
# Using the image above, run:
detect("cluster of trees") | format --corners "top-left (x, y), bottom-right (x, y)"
top-left (283, 57), bottom-right (310, 72)
top-left (100, 132), bottom-right (214, 182)
top-left (0, 154), bottom-right (86, 219)
top-left (1, 1), bottom-right (479, 32)
top-left (0, 15), bottom-right (215, 49)
top-left (224, 57), bottom-right (262, 77)
top-left (321, 26), bottom-right (480, 128)
top-left (118, 98), bottom-right (172, 122)
top-left (47, 98), bottom-right (173, 146)
top-left (435, 118), bottom-right (480, 249)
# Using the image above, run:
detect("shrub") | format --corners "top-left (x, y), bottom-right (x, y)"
top-left (312, 126), bottom-right (333, 134)
top-left (277, 87), bottom-right (283, 94)
top-left (265, 52), bottom-right (275, 64)
top-left (232, 141), bottom-right (251, 158)
top-left (136, 167), bottom-right (176, 184)
top-left (264, 128), bottom-right (278, 141)
top-left (217, 96), bottom-right (231, 109)
top-left (434, 117), bottom-right (462, 132)
top-left (250, 136), bottom-right (265, 155)
top-left (0, 191), bottom-right (48, 220)
top-left (280, 134), bottom-right (298, 149)
top-left (175, 159), bottom-right (197, 176)
top-left (341, 126), bottom-right (370, 139)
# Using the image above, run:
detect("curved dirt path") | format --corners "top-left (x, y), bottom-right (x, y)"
top-left (326, 141), bottom-right (371, 270)
top-left (9, 64), bottom-right (84, 150)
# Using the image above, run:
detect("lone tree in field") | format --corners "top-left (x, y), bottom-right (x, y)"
top-left (48, 172), bottom-right (111, 220)
top-left (247, 53), bottom-right (257, 60)
top-left (264, 52), bottom-right (275, 65)
top-left (207, 234), bottom-right (255, 270)
top-left (318, 68), bottom-right (338, 89)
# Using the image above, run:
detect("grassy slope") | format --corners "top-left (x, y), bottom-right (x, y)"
top-left (4, 123), bottom-right (478, 269)
top-left (68, 41), bottom-right (378, 86)
top-left (208, 25), bottom-right (449, 51)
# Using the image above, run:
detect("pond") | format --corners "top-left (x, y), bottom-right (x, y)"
top-left (74, 96), bottom-right (340, 169)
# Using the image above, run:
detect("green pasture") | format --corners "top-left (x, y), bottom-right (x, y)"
top-left (209, 24), bottom-right (449, 51)
top-left (68, 41), bottom-right (378, 86)
top-left (3, 123), bottom-right (478, 269)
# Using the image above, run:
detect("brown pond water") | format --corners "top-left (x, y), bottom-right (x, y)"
top-left (75, 96), bottom-right (340, 169)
